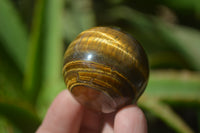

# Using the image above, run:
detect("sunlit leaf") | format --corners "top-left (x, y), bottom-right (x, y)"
top-left (23, 0), bottom-right (65, 117)
top-left (145, 70), bottom-right (200, 104)
top-left (23, 0), bottom-right (46, 104)
top-left (35, 0), bottom-right (65, 118)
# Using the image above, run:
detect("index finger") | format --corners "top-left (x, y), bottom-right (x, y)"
top-left (114, 105), bottom-right (147, 133)
top-left (36, 90), bottom-right (84, 133)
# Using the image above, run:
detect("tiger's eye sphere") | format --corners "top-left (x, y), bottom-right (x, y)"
top-left (63, 27), bottom-right (149, 113)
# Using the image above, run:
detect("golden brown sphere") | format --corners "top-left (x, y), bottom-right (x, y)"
top-left (63, 27), bottom-right (149, 113)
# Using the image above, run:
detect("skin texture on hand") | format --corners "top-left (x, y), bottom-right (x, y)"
top-left (36, 90), bottom-right (147, 133)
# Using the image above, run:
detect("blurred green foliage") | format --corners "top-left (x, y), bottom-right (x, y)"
top-left (0, 0), bottom-right (200, 132)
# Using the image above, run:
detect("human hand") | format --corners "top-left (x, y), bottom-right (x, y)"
top-left (36, 90), bottom-right (147, 133)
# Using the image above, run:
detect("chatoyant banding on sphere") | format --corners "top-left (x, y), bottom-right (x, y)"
top-left (62, 27), bottom-right (149, 113)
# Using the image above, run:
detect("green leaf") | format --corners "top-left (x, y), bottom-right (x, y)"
top-left (35, 0), bottom-right (66, 117)
top-left (162, 25), bottom-right (200, 71)
top-left (0, 97), bottom-right (40, 133)
top-left (0, 0), bottom-right (28, 72)
top-left (144, 70), bottom-right (200, 105)
top-left (23, 0), bottom-right (65, 116)
top-left (23, 0), bottom-right (46, 103)
top-left (138, 70), bottom-right (200, 133)
top-left (140, 98), bottom-right (194, 133)
top-left (0, 116), bottom-right (22, 133)
top-left (107, 6), bottom-right (200, 70)
top-left (0, 49), bottom-right (23, 99)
